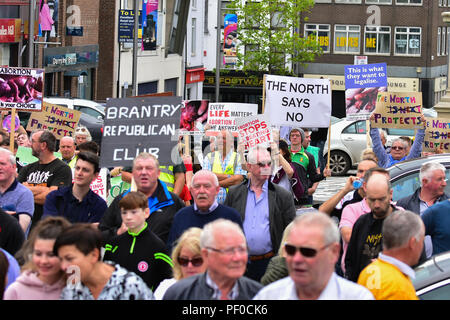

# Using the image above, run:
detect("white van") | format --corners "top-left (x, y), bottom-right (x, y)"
top-left (44, 97), bottom-right (105, 120)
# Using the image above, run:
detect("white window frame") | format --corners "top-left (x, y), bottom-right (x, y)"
top-left (191, 18), bottom-right (197, 56)
top-left (335, 0), bottom-right (362, 3)
top-left (438, 27), bottom-right (442, 56)
top-left (334, 25), bottom-right (361, 54)
top-left (395, 0), bottom-right (422, 5)
top-left (365, 0), bottom-right (392, 4)
top-left (442, 27), bottom-right (447, 56)
top-left (364, 25), bottom-right (391, 55)
top-left (394, 26), bottom-right (421, 56)
top-left (305, 24), bottom-right (331, 53)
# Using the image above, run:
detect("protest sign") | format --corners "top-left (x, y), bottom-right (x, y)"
top-left (423, 117), bottom-right (450, 153)
top-left (107, 175), bottom-right (131, 205)
top-left (345, 63), bottom-right (387, 121)
top-left (236, 114), bottom-right (272, 152)
top-left (264, 74), bottom-right (331, 128)
top-left (26, 102), bottom-right (81, 140)
top-left (100, 95), bottom-right (182, 168)
top-left (370, 92), bottom-right (423, 129)
top-left (179, 100), bottom-right (209, 135)
top-left (0, 67), bottom-right (44, 111)
top-left (207, 102), bottom-right (258, 135)
top-left (16, 146), bottom-right (61, 166)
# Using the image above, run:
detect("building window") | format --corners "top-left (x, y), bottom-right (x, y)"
top-left (334, 25), bottom-right (360, 54)
top-left (191, 18), bottom-right (196, 56)
top-left (364, 26), bottom-right (390, 54)
top-left (396, 0), bottom-right (422, 5)
top-left (365, 0), bottom-right (392, 4)
top-left (314, 0), bottom-right (332, 3)
top-left (447, 28), bottom-right (450, 54)
top-left (335, 0), bottom-right (362, 3)
top-left (394, 27), bottom-right (421, 56)
top-left (438, 27), bottom-right (442, 56)
top-left (442, 27), bottom-right (447, 56)
top-left (305, 24), bottom-right (331, 53)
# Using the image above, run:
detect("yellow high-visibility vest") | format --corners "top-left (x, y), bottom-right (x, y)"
top-left (159, 165), bottom-right (175, 192)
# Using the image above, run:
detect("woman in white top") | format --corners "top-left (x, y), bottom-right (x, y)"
top-left (154, 227), bottom-right (207, 299)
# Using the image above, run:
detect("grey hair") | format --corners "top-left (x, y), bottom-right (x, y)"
top-left (247, 145), bottom-right (270, 164)
top-left (0, 147), bottom-right (16, 166)
top-left (391, 138), bottom-right (408, 149)
top-left (382, 210), bottom-right (424, 250)
top-left (74, 125), bottom-right (92, 141)
top-left (419, 161), bottom-right (446, 186)
top-left (191, 169), bottom-right (219, 188)
top-left (289, 211), bottom-right (340, 245)
top-left (200, 219), bottom-right (246, 249)
top-left (132, 152), bottom-right (160, 169)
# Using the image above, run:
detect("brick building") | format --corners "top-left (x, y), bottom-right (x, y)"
top-left (298, 0), bottom-right (450, 118)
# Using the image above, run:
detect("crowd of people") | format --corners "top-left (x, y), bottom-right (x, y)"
top-left (0, 120), bottom-right (448, 301)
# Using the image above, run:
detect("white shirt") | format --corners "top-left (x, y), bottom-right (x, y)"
top-left (378, 253), bottom-right (415, 279)
top-left (253, 273), bottom-right (374, 300)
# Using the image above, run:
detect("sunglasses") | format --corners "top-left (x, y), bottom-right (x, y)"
top-left (284, 243), bottom-right (332, 258)
top-left (391, 146), bottom-right (404, 151)
top-left (177, 256), bottom-right (203, 267)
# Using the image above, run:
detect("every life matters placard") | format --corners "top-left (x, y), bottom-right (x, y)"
top-left (264, 74), bottom-right (331, 128)
top-left (370, 91), bottom-right (424, 129)
top-left (207, 102), bottom-right (258, 135)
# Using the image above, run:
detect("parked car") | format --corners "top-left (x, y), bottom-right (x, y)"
top-left (324, 118), bottom-right (416, 176)
top-left (44, 97), bottom-right (105, 120)
top-left (388, 153), bottom-right (450, 202)
top-left (413, 251), bottom-right (450, 300)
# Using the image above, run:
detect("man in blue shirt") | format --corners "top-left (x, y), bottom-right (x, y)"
top-left (43, 151), bottom-right (107, 224)
top-left (225, 145), bottom-right (296, 281)
top-left (369, 113), bottom-right (426, 168)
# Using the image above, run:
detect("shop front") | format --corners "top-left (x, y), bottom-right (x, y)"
top-left (43, 44), bottom-right (99, 99)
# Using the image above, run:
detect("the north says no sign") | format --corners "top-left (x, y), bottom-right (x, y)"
top-left (264, 75), bottom-right (331, 127)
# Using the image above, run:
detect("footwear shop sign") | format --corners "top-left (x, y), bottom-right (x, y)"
top-left (264, 74), bottom-right (331, 128)
top-left (100, 96), bottom-right (182, 168)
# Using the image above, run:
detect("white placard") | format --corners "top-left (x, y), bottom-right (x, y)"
top-left (264, 74), bottom-right (331, 128)
top-left (207, 102), bottom-right (258, 133)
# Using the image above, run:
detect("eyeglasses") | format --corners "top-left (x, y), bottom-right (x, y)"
top-left (257, 161), bottom-right (272, 168)
top-left (177, 256), bottom-right (204, 267)
top-left (391, 146), bottom-right (404, 151)
top-left (284, 243), bottom-right (332, 258)
top-left (75, 127), bottom-right (88, 133)
top-left (206, 246), bottom-right (247, 256)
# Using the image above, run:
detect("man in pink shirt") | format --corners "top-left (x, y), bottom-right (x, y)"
top-left (339, 167), bottom-right (392, 273)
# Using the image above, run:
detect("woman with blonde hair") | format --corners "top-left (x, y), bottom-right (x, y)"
top-left (4, 217), bottom-right (71, 300)
top-left (153, 227), bottom-right (207, 299)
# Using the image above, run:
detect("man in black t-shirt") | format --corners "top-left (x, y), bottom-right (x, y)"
top-left (18, 130), bottom-right (72, 230)
top-left (344, 174), bottom-right (399, 282)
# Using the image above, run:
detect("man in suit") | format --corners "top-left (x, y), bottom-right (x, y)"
top-left (224, 145), bottom-right (296, 281)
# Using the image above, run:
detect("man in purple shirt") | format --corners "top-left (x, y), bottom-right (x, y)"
top-left (225, 145), bottom-right (296, 281)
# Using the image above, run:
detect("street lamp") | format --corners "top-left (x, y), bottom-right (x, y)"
top-left (434, 12), bottom-right (450, 118)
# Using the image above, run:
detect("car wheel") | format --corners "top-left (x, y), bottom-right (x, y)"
top-left (329, 151), bottom-right (351, 176)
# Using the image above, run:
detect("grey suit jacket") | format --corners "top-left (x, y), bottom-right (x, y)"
top-left (224, 180), bottom-right (296, 253)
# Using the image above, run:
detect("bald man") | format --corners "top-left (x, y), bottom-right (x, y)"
top-left (344, 173), bottom-right (403, 282)
top-left (59, 136), bottom-right (77, 169)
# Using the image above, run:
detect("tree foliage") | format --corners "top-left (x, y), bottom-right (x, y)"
top-left (227, 0), bottom-right (322, 75)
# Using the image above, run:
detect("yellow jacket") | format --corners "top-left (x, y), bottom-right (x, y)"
top-left (357, 258), bottom-right (419, 300)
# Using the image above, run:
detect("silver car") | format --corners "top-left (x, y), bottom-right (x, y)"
top-left (324, 118), bottom-right (415, 176)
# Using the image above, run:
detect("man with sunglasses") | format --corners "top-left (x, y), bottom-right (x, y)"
top-left (225, 145), bottom-right (296, 281)
top-left (163, 219), bottom-right (262, 300)
top-left (166, 170), bottom-right (243, 251)
top-left (369, 113), bottom-right (426, 168)
top-left (253, 212), bottom-right (374, 300)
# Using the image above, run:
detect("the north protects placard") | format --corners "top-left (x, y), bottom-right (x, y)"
top-left (100, 96), bottom-right (182, 168)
